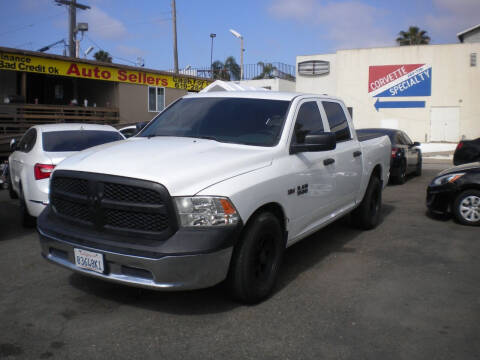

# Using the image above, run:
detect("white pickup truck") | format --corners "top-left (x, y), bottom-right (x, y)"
top-left (38, 92), bottom-right (390, 303)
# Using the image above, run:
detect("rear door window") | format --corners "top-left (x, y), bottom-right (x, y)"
top-left (42, 130), bottom-right (123, 152)
top-left (18, 128), bottom-right (37, 153)
top-left (292, 101), bottom-right (325, 144)
top-left (322, 101), bottom-right (351, 142)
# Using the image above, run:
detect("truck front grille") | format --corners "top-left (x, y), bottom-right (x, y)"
top-left (50, 171), bottom-right (177, 239)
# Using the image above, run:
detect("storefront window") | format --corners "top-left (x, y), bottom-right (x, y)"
top-left (148, 87), bottom-right (165, 112)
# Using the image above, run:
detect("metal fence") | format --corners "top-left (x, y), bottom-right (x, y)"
top-left (168, 62), bottom-right (295, 81)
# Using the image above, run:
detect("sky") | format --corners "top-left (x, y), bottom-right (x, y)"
top-left (0, 0), bottom-right (478, 71)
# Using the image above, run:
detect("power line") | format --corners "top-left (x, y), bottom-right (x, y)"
top-left (0, 11), bottom-right (65, 37)
top-left (84, 35), bottom-right (139, 66)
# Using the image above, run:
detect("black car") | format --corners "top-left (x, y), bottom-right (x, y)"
top-left (357, 128), bottom-right (422, 184)
top-left (426, 162), bottom-right (480, 226)
top-left (453, 138), bottom-right (480, 165)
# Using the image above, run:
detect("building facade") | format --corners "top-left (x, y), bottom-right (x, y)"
top-left (296, 43), bottom-right (480, 142)
top-left (0, 47), bottom-right (210, 123)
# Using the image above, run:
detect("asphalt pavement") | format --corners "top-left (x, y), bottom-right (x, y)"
top-left (1, 161), bottom-right (479, 360)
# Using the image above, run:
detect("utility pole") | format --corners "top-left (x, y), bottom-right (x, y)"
top-left (171, 0), bottom-right (179, 73)
top-left (210, 33), bottom-right (216, 77)
top-left (55, 0), bottom-right (90, 58)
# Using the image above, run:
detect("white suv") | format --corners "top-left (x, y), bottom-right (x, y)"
top-left (8, 123), bottom-right (124, 226)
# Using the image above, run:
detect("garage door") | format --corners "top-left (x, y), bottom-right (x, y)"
top-left (430, 107), bottom-right (460, 142)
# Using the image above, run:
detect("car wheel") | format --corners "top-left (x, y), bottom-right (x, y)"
top-left (351, 175), bottom-right (382, 230)
top-left (396, 160), bottom-right (407, 184)
top-left (453, 190), bottom-right (480, 226)
top-left (415, 156), bottom-right (422, 176)
top-left (19, 186), bottom-right (36, 228)
top-left (227, 212), bottom-right (285, 304)
top-left (8, 173), bottom-right (18, 199)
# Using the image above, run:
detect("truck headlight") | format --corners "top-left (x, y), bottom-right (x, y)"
top-left (430, 173), bottom-right (465, 186)
top-left (174, 196), bottom-right (240, 227)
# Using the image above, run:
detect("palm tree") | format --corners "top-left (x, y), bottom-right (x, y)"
top-left (211, 56), bottom-right (241, 81)
top-left (396, 26), bottom-right (431, 46)
top-left (93, 50), bottom-right (113, 63)
top-left (253, 62), bottom-right (277, 79)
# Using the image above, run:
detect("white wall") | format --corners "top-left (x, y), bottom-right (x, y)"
top-left (238, 78), bottom-right (296, 92)
top-left (296, 43), bottom-right (480, 142)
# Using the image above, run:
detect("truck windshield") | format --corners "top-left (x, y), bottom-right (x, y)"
top-left (42, 130), bottom-right (123, 152)
top-left (138, 97), bottom-right (290, 147)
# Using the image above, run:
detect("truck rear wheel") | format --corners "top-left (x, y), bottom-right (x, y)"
top-left (351, 176), bottom-right (382, 230)
top-left (227, 212), bottom-right (285, 304)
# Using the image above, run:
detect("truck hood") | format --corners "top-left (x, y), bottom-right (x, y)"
top-left (55, 137), bottom-right (274, 195)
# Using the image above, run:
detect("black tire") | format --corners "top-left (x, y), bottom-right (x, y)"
top-left (8, 173), bottom-right (18, 199)
top-left (227, 212), bottom-right (285, 304)
top-left (452, 190), bottom-right (480, 226)
top-left (351, 176), bottom-right (382, 230)
top-left (395, 160), bottom-right (407, 184)
top-left (415, 155), bottom-right (422, 177)
top-left (19, 186), bottom-right (36, 228)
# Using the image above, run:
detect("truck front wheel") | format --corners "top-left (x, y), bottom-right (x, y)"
top-left (227, 212), bottom-right (285, 304)
top-left (351, 176), bottom-right (382, 230)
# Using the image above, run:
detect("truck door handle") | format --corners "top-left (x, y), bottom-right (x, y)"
top-left (324, 158), bottom-right (335, 166)
top-left (353, 151), bottom-right (362, 157)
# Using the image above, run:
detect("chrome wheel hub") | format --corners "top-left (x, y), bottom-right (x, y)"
top-left (459, 195), bottom-right (480, 222)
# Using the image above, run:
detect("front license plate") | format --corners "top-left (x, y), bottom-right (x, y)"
top-left (74, 248), bottom-right (104, 273)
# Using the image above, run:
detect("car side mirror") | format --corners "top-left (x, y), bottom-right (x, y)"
top-left (290, 132), bottom-right (336, 154)
top-left (10, 138), bottom-right (17, 151)
top-left (413, 141), bottom-right (421, 147)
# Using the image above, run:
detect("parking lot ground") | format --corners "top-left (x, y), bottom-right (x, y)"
top-left (1, 161), bottom-right (479, 360)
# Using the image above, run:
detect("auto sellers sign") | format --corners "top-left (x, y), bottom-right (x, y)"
top-left (0, 51), bottom-right (210, 91)
top-left (368, 64), bottom-right (432, 110)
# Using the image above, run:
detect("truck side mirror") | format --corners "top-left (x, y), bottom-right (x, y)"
top-left (290, 132), bottom-right (336, 154)
top-left (10, 138), bottom-right (17, 151)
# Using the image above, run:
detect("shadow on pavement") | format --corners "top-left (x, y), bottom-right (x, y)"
top-left (68, 204), bottom-right (396, 314)
top-left (0, 194), bottom-right (36, 241)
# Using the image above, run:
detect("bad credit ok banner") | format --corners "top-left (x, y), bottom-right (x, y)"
top-left (0, 51), bottom-right (210, 92)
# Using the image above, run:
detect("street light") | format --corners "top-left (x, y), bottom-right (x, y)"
top-left (210, 33), bottom-right (216, 78)
top-left (229, 28), bottom-right (244, 80)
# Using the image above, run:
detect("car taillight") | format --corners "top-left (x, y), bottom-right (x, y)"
top-left (391, 148), bottom-right (399, 158)
top-left (456, 142), bottom-right (463, 151)
top-left (34, 163), bottom-right (55, 180)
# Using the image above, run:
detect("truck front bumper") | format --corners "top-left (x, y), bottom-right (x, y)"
top-left (39, 229), bottom-right (233, 290)
top-left (38, 209), bottom-right (241, 291)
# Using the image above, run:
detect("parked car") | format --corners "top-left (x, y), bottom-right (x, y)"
top-left (0, 162), bottom-right (8, 190)
top-left (427, 162), bottom-right (480, 226)
top-left (119, 121), bottom-right (148, 138)
top-left (453, 138), bottom-right (480, 165)
top-left (38, 92), bottom-right (391, 303)
top-left (357, 128), bottom-right (422, 184)
top-left (8, 123), bottom-right (124, 227)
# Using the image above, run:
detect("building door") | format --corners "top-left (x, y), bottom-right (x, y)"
top-left (430, 107), bottom-right (460, 142)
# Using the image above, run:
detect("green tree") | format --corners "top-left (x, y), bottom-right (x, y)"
top-left (253, 61), bottom-right (277, 79)
top-left (211, 56), bottom-right (241, 81)
top-left (93, 50), bottom-right (113, 63)
top-left (396, 26), bottom-right (431, 46)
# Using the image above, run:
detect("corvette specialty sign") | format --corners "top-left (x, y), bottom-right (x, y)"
top-left (369, 64), bottom-right (431, 110)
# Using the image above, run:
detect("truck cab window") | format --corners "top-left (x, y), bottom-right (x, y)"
top-left (323, 101), bottom-right (351, 142)
top-left (293, 101), bottom-right (324, 144)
